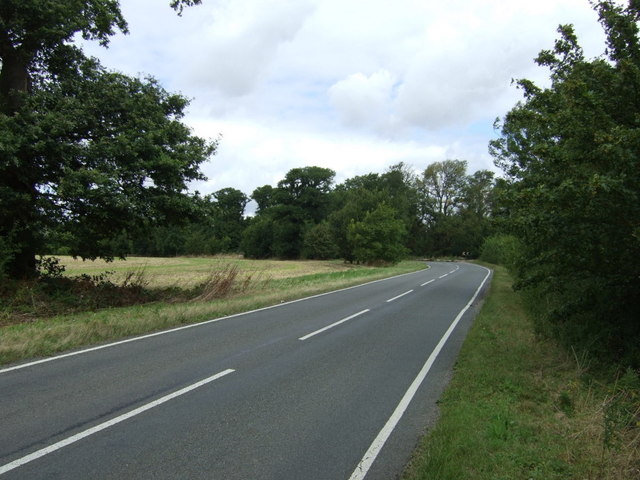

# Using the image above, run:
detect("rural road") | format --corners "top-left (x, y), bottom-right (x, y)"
top-left (0, 261), bottom-right (491, 480)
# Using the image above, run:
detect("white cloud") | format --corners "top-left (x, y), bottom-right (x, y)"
top-left (187, 117), bottom-right (451, 196)
top-left (328, 70), bottom-right (397, 132)
top-left (180, 0), bottom-right (315, 96)
top-left (80, 0), bottom-right (609, 197)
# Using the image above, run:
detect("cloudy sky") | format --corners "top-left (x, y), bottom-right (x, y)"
top-left (81, 0), bottom-right (609, 198)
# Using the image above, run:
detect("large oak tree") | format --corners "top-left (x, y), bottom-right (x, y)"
top-left (0, 0), bottom-right (215, 278)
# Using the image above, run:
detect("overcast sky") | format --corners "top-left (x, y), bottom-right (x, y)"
top-left (81, 0), bottom-right (609, 198)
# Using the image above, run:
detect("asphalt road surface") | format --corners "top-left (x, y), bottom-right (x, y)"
top-left (0, 261), bottom-right (491, 479)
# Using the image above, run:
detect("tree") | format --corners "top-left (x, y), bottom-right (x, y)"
top-left (277, 166), bottom-right (336, 223)
top-left (329, 175), bottom-right (389, 262)
top-left (347, 203), bottom-right (407, 265)
top-left (241, 216), bottom-right (274, 259)
top-left (418, 159), bottom-right (468, 223)
top-left (490, 1), bottom-right (640, 365)
top-left (302, 222), bottom-right (339, 260)
top-left (212, 188), bottom-right (248, 251)
top-left (461, 170), bottom-right (495, 218)
top-left (0, 0), bottom-right (213, 278)
top-left (243, 166), bottom-right (336, 259)
top-left (415, 159), bottom-right (494, 257)
top-left (251, 185), bottom-right (276, 214)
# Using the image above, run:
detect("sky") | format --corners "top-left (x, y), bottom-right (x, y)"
top-left (80, 0), bottom-right (610, 199)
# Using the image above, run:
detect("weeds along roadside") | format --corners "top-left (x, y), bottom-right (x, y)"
top-left (0, 259), bottom-right (427, 367)
top-left (402, 264), bottom-right (640, 480)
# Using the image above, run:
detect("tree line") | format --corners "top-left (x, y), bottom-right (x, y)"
top-left (0, 0), bottom-right (498, 279)
top-left (488, 0), bottom-right (639, 368)
top-left (42, 161), bottom-right (499, 265)
top-left (2, 1), bottom-right (638, 367)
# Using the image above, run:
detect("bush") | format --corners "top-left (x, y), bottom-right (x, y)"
top-left (480, 234), bottom-right (521, 269)
top-left (302, 222), bottom-right (339, 260)
top-left (347, 203), bottom-right (408, 265)
top-left (0, 235), bottom-right (16, 282)
top-left (241, 217), bottom-right (274, 259)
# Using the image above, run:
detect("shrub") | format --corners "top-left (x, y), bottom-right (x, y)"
top-left (480, 234), bottom-right (521, 269)
top-left (347, 203), bottom-right (408, 265)
top-left (302, 222), bottom-right (339, 260)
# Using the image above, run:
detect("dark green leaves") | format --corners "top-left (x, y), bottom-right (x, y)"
top-left (0, 1), bottom-right (214, 277)
top-left (491, 0), bottom-right (640, 367)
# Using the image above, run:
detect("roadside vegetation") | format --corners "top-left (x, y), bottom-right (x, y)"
top-left (1, 1), bottom-right (638, 475)
top-left (0, 256), bottom-right (426, 366)
top-left (403, 263), bottom-right (640, 480)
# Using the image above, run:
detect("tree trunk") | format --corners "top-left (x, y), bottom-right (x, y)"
top-left (0, 49), bottom-right (39, 279)
top-left (0, 52), bottom-right (31, 115)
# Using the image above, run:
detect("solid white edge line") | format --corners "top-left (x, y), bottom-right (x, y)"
top-left (348, 265), bottom-right (491, 480)
top-left (298, 309), bottom-right (370, 341)
top-left (386, 290), bottom-right (414, 303)
top-left (0, 369), bottom-right (235, 476)
top-left (0, 266), bottom-right (431, 375)
top-left (420, 279), bottom-right (435, 287)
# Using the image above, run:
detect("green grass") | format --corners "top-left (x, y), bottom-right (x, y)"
top-left (0, 258), bottom-right (426, 367)
top-left (402, 264), bottom-right (639, 480)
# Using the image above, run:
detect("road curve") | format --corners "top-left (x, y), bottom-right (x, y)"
top-left (0, 261), bottom-right (490, 479)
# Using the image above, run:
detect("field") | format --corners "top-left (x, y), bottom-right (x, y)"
top-left (57, 255), bottom-right (358, 288)
top-left (0, 256), bottom-right (427, 366)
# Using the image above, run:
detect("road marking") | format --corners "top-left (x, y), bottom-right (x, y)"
top-left (299, 310), bottom-right (370, 341)
top-left (1, 266), bottom-right (430, 375)
top-left (420, 279), bottom-right (435, 287)
top-left (438, 274), bottom-right (448, 278)
top-left (0, 369), bottom-right (235, 476)
top-left (348, 266), bottom-right (491, 480)
top-left (386, 290), bottom-right (414, 303)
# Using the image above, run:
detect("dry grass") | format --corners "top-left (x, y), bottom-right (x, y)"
top-left (0, 258), bottom-right (427, 366)
top-left (56, 255), bottom-right (355, 288)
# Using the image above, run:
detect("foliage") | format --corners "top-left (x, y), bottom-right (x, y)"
top-left (415, 160), bottom-right (496, 257)
top-left (277, 166), bottom-right (335, 223)
top-left (211, 188), bottom-right (248, 251)
top-left (0, 234), bottom-right (16, 281)
top-left (243, 166), bottom-right (335, 259)
top-left (490, 0), bottom-right (640, 367)
top-left (302, 222), bottom-right (339, 260)
top-left (239, 161), bottom-right (499, 263)
top-left (241, 216), bottom-right (274, 259)
top-left (403, 265), bottom-right (640, 480)
top-left (329, 173), bottom-right (397, 262)
top-left (418, 159), bottom-right (468, 222)
top-left (0, 268), bottom-right (156, 324)
top-left (347, 203), bottom-right (408, 264)
top-left (479, 234), bottom-right (522, 269)
top-left (0, 0), bottom-right (214, 279)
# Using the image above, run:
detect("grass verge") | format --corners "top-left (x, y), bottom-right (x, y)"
top-left (0, 259), bottom-right (426, 367)
top-left (402, 264), bottom-right (640, 480)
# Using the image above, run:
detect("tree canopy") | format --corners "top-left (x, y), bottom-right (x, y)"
top-left (0, 0), bottom-right (214, 278)
top-left (0, 3), bottom-right (504, 274)
top-left (490, 0), bottom-right (640, 366)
